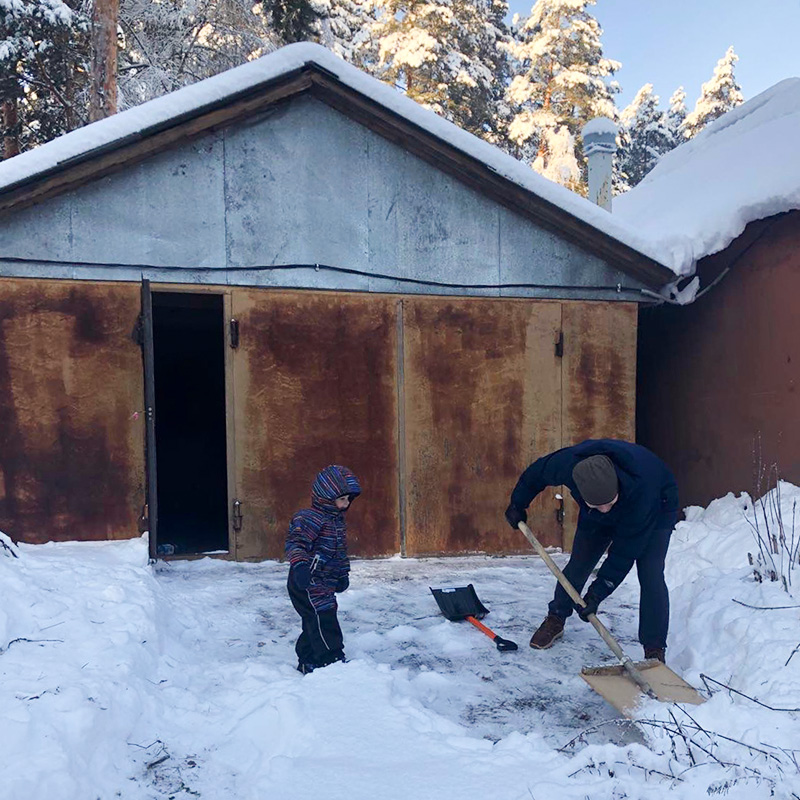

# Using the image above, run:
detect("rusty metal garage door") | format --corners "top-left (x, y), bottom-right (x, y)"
top-left (228, 291), bottom-right (637, 560)
top-left (0, 279), bottom-right (637, 558)
top-left (0, 278), bottom-right (144, 543)
top-left (401, 297), bottom-right (563, 554)
top-left (560, 301), bottom-right (638, 550)
top-left (230, 290), bottom-right (401, 561)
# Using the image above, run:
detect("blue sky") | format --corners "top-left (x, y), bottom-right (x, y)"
top-left (505, 0), bottom-right (800, 110)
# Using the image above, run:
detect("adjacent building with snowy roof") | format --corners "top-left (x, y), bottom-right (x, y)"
top-left (617, 78), bottom-right (800, 506)
top-left (0, 43), bottom-right (678, 559)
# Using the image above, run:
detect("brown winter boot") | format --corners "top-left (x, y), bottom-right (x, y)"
top-left (644, 647), bottom-right (666, 663)
top-left (529, 614), bottom-right (565, 649)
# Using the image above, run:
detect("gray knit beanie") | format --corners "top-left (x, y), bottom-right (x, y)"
top-left (572, 455), bottom-right (619, 506)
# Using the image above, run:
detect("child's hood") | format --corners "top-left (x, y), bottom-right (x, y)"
top-left (311, 465), bottom-right (361, 512)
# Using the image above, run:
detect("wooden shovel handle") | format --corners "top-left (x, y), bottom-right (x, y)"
top-left (517, 521), bottom-right (657, 699)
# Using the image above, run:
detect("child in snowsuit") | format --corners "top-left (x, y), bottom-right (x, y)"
top-left (285, 465), bottom-right (361, 674)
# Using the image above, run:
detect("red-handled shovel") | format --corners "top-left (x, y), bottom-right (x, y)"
top-left (430, 585), bottom-right (519, 652)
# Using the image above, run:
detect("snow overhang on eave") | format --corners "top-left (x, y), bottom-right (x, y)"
top-left (0, 46), bottom-right (675, 292)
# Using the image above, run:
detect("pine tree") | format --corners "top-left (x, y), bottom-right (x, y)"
top-left (316, 0), bottom-right (375, 62)
top-left (664, 85), bottom-right (686, 149)
top-left (682, 46), bottom-right (744, 139)
top-left (367, 0), bottom-right (511, 141)
top-left (263, 0), bottom-right (320, 43)
top-left (466, 0), bottom-right (512, 144)
top-left (0, 0), bottom-right (89, 157)
top-left (505, 0), bottom-right (619, 190)
top-left (260, 0), bottom-right (375, 63)
top-left (118, 0), bottom-right (277, 107)
top-left (616, 83), bottom-right (672, 188)
top-left (90, 0), bottom-right (120, 121)
top-left (533, 124), bottom-right (579, 186)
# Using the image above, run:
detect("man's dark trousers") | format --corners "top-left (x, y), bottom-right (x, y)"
top-left (548, 512), bottom-right (678, 649)
top-left (287, 581), bottom-right (345, 667)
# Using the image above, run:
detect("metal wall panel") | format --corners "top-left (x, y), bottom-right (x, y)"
top-left (364, 136), bottom-right (502, 294)
top-left (561, 301), bottom-right (638, 549)
top-left (402, 297), bottom-right (563, 554)
top-left (0, 139), bottom-right (227, 272)
top-left (497, 205), bottom-right (637, 298)
top-left (0, 279), bottom-right (144, 542)
top-left (224, 100), bottom-right (371, 289)
top-left (638, 211), bottom-right (800, 507)
top-left (231, 289), bottom-right (400, 560)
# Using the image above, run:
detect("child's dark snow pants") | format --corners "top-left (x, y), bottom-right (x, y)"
top-left (287, 579), bottom-right (344, 668)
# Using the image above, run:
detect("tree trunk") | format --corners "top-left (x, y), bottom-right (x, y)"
top-left (89, 0), bottom-right (119, 121)
top-left (2, 99), bottom-right (20, 159)
top-left (537, 84), bottom-right (553, 163)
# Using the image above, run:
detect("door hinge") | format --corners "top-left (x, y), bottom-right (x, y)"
top-left (232, 499), bottom-right (243, 532)
top-left (554, 330), bottom-right (564, 358)
top-left (229, 318), bottom-right (240, 349)
top-left (138, 503), bottom-right (149, 533)
top-left (555, 494), bottom-right (565, 525)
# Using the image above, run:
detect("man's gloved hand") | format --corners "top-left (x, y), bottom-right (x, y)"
top-left (576, 590), bottom-right (601, 622)
top-left (504, 504), bottom-right (527, 530)
top-left (292, 562), bottom-right (312, 590)
top-left (335, 575), bottom-right (349, 593)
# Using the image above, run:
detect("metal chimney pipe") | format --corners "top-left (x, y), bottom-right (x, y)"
top-left (582, 118), bottom-right (618, 212)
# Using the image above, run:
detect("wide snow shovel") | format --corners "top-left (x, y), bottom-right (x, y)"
top-left (517, 521), bottom-right (704, 717)
top-left (430, 584), bottom-right (518, 651)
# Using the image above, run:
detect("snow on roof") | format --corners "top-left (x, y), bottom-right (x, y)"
top-left (615, 77), bottom-right (800, 276)
top-left (0, 43), bottom-right (672, 275)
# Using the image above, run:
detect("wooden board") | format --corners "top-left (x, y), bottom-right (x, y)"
top-left (401, 297), bottom-right (563, 555)
top-left (0, 278), bottom-right (144, 542)
top-left (581, 661), bottom-right (705, 718)
top-left (231, 290), bottom-right (401, 560)
top-left (561, 301), bottom-right (638, 550)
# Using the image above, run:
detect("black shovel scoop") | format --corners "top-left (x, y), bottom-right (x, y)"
top-left (430, 584), bottom-right (518, 652)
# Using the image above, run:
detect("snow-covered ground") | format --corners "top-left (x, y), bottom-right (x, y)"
top-left (2, 485), bottom-right (800, 799)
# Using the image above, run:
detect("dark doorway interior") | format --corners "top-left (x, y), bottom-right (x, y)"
top-left (152, 292), bottom-right (228, 554)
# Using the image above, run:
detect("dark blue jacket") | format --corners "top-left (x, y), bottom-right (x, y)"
top-left (510, 440), bottom-right (678, 600)
top-left (285, 465), bottom-right (361, 611)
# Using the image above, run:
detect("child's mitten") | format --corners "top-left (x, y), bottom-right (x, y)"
top-left (292, 562), bottom-right (312, 590)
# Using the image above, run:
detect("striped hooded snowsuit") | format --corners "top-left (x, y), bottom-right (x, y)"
top-left (285, 465), bottom-right (361, 668)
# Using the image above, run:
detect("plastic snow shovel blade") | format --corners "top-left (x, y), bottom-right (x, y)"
top-left (581, 659), bottom-right (705, 718)
top-left (430, 584), bottom-right (489, 621)
top-left (430, 586), bottom-right (518, 652)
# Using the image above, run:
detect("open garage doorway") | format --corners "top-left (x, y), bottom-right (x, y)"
top-left (152, 292), bottom-right (229, 555)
